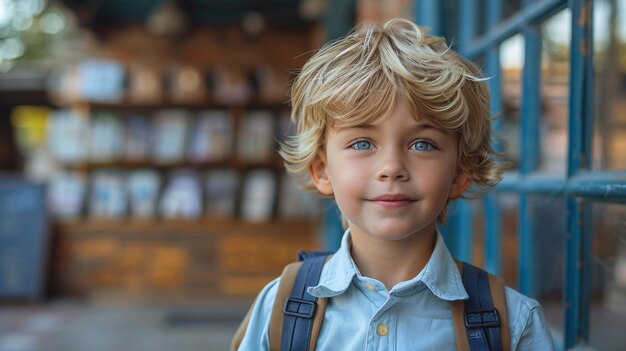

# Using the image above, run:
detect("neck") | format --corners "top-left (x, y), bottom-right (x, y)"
top-left (349, 227), bottom-right (437, 290)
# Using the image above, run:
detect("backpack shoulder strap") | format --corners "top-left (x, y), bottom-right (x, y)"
top-left (488, 272), bottom-right (510, 350)
top-left (451, 259), bottom-right (510, 351)
top-left (230, 295), bottom-right (258, 351)
top-left (269, 255), bottom-right (329, 351)
top-left (269, 261), bottom-right (301, 351)
top-left (229, 260), bottom-right (316, 351)
top-left (232, 253), bottom-right (331, 351)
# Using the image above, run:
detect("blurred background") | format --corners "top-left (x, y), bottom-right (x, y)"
top-left (0, 0), bottom-right (624, 350)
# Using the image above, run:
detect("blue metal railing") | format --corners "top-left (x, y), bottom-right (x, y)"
top-left (463, 0), bottom-right (568, 59)
top-left (323, 0), bottom-right (619, 347)
top-left (416, 0), bottom-right (606, 349)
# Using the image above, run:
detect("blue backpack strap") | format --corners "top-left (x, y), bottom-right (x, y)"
top-left (281, 254), bottom-right (329, 351)
top-left (461, 262), bottom-right (503, 351)
top-left (296, 251), bottom-right (332, 261)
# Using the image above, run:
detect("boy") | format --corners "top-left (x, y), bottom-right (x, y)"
top-left (235, 18), bottom-right (554, 350)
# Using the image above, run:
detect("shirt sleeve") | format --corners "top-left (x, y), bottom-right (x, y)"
top-left (236, 277), bottom-right (280, 351)
top-left (505, 287), bottom-right (556, 351)
top-left (515, 304), bottom-right (555, 351)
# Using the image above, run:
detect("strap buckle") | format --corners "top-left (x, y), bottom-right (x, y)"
top-left (283, 298), bottom-right (317, 319)
top-left (464, 308), bottom-right (500, 329)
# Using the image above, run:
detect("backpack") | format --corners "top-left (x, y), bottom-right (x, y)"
top-left (232, 251), bottom-right (511, 351)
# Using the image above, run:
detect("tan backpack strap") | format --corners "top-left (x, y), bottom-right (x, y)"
top-left (309, 295), bottom-right (328, 350)
top-left (488, 273), bottom-right (511, 351)
top-left (451, 259), bottom-right (511, 351)
top-left (451, 299), bottom-right (470, 351)
top-left (452, 259), bottom-right (470, 351)
top-left (269, 261), bottom-right (302, 351)
top-left (230, 296), bottom-right (258, 351)
top-left (269, 255), bottom-right (331, 351)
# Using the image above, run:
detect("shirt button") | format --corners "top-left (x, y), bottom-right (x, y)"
top-left (365, 282), bottom-right (376, 292)
top-left (376, 323), bottom-right (388, 336)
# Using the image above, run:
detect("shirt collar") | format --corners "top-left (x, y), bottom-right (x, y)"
top-left (308, 229), bottom-right (468, 301)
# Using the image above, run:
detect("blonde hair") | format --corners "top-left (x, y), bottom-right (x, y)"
top-left (280, 18), bottom-right (504, 222)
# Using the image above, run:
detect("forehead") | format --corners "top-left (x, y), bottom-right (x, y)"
top-left (329, 98), bottom-right (447, 132)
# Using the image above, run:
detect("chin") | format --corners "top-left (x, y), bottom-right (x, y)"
top-left (370, 220), bottom-right (437, 240)
top-left (368, 226), bottom-right (423, 241)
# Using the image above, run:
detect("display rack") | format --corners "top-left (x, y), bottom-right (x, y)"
top-left (46, 23), bottom-right (323, 299)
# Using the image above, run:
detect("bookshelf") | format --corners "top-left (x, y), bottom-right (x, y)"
top-left (47, 98), bottom-right (322, 298)
top-left (42, 24), bottom-right (324, 299)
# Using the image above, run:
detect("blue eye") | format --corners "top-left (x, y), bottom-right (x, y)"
top-left (410, 140), bottom-right (435, 152)
top-left (350, 140), bottom-right (373, 150)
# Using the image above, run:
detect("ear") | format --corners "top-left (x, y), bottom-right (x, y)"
top-left (309, 152), bottom-right (334, 196)
top-left (448, 170), bottom-right (470, 200)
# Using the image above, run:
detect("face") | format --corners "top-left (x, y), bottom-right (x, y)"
top-left (310, 98), bottom-right (469, 243)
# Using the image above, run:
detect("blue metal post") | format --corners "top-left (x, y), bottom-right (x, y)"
top-left (564, 0), bottom-right (594, 347)
top-left (416, 0), bottom-right (441, 35)
top-left (483, 196), bottom-right (501, 274)
top-left (440, 203), bottom-right (459, 256)
top-left (518, 0), bottom-right (542, 297)
top-left (520, 38), bottom-right (541, 173)
top-left (455, 0), bottom-right (478, 262)
top-left (483, 0), bottom-right (503, 276)
top-left (580, 0), bottom-right (595, 340)
top-left (322, 199), bottom-right (343, 251)
top-left (458, 0), bottom-right (477, 55)
top-left (455, 200), bottom-right (474, 262)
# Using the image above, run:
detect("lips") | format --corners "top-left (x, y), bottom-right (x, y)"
top-left (371, 194), bottom-right (414, 201)
top-left (367, 194), bottom-right (416, 209)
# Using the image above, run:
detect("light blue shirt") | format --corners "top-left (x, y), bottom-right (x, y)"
top-left (237, 231), bottom-right (555, 350)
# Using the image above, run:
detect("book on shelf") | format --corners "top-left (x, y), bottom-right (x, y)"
top-left (47, 109), bottom-right (89, 164)
top-left (127, 170), bottom-right (161, 219)
top-left (252, 65), bottom-right (290, 103)
top-left (278, 173), bottom-right (321, 219)
top-left (78, 59), bottom-right (125, 102)
top-left (48, 171), bottom-right (87, 220)
top-left (152, 109), bottom-right (191, 164)
top-left (276, 109), bottom-right (293, 143)
top-left (240, 169), bottom-right (276, 222)
top-left (158, 170), bottom-right (203, 219)
top-left (127, 65), bottom-right (164, 103)
top-left (124, 115), bottom-right (153, 161)
top-left (168, 66), bottom-right (207, 103)
top-left (204, 169), bottom-right (238, 218)
top-left (89, 170), bottom-right (127, 219)
top-left (237, 111), bottom-right (275, 162)
top-left (89, 111), bottom-right (125, 162)
top-left (213, 66), bottom-right (253, 104)
top-left (188, 110), bottom-right (232, 163)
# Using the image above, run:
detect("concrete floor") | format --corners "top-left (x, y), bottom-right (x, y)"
top-left (0, 298), bottom-right (251, 351)
top-left (2, 297), bottom-right (626, 351)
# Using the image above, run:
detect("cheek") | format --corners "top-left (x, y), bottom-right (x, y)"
top-left (420, 160), bottom-right (458, 196)
top-left (326, 158), bottom-right (367, 204)
top-left (329, 162), bottom-right (363, 190)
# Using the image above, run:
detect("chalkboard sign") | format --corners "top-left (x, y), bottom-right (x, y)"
top-left (0, 178), bottom-right (48, 300)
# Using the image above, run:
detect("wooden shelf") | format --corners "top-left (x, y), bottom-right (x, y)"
top-left (56, 218), bottom-right (317, 236)
top-left (60, 157), bottom-right (285, 171)
top-left (53, 99), bottom-right (291, 111)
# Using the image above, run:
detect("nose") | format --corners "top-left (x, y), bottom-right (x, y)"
top-left (376, 148), bottom-right (410, 182)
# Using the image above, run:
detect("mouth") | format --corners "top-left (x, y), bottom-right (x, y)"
top-left (367, 194), bottom-right (416, 209)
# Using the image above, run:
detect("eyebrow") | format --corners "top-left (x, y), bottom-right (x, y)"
top-left (336, 121), bottom-right (448, 135)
